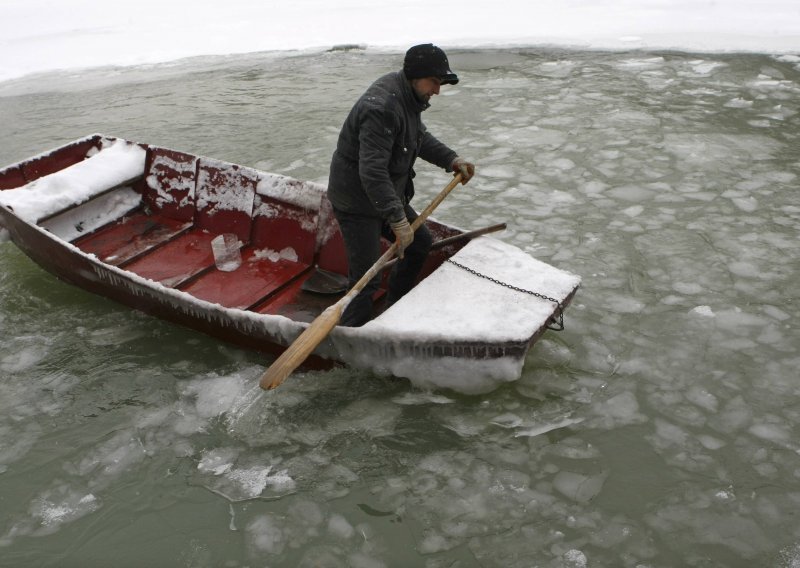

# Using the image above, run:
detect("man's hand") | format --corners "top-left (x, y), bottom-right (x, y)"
top-left (390, 217), bottom-right (414, 259)
top-left (452, 157), bottom-right (475, 184)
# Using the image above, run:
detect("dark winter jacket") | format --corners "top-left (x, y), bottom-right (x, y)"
top-left (327, 71), bottom-right (458, 223)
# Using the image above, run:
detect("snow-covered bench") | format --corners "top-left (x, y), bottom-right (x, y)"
top-left (0, 140), bottom-right (146, 223)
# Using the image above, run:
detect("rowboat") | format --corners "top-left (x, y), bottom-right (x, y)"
top-left (0, 134), bottom-right (580, 393)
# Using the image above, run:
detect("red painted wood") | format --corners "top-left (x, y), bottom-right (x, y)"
top-left (313, 199), bottom-right (348, 275)
top-left (195, 158), bottom-right (256, 242)
top-left (124, 229), bottom-right (216, 287)
top-left (0, 165), bottom-right (27, 190)
top-left (315, 228), bottom-right (348, 276)
top-left (142, 146), bottom-right (197, 222)
top-left (252, 277), bottom-right (333, 322)
top-left (181, 248), bottom-right (310, 309)
top-left (251, 194), bottom-right (317, 264)
top-left (22, 137), bottom-right (102, 182)
top-left (1, 137), bottom-right (105, 190)
top-left (73, 210), bottom-right (190, 264)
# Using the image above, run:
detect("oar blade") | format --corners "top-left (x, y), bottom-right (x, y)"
top-left (259, 304), bottom-right (343, 390)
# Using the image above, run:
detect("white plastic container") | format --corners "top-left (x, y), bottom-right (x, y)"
top-left (211, 233), bottom-right (242, 272)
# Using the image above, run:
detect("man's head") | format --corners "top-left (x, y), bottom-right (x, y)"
top-left (404, 44), bottom-right (458, 84)
top-left (403, 44), bottom-right (458, 103)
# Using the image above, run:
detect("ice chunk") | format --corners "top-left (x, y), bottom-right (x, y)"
top-left (708, 396), bottom-right (753, 434)
top-left (347, 552), bottom-right (387, 568)
top-left (579, 180), bottom-right (608, 195)
top-left (391, 392), bottom-right (455, 405)
top-left (418, 532), bottom-right (452, 554)
top-left (686, 386), bottom-right (719, 412)
top-left (0, 423), bottom-right (41, 471)
top-left (562, 549), bottom-right (588, 567)
top-left (588, 391), bottom-right (647, 429)
top-left (181, 374), bottom-right (252, 420)
top-left (617, 56), bottom-right (665, 68)
top-left (731, 196), bottom-right (758, 212)
top-left (288, 499), bottom-right (324, 528)
top-left (551, 158), bottom-right (576, 171)
top-left (689, 60), bottom-right (726, 74)
top-left (42, 493), bottom-right (96, 526)
top-left (749, 423), bottom-right (791, 445)
top-left (715, 308), bottom-right (769, 329)
top-left (490, 413), bottom-right (523, 429)
top-left (545, 437), bottom-right (601, 460)
top-left (725, 97), bottom-right (754, 108)
top-left (327, 514), bottom-right (355, 539)
top-left (68, 429), bottom-right (148, 488)
top-left (0, 484), bottom-right (105, 543)
top-left (552, 471), bottom-right (608, 503)
top-left (697, 435), bottom-right (726, 450)
top-left (763, 305), bottom-right (791, 322)
top-left (622, 205), bottom-right (644, 217)
top-left (691, 305), bottom-right (715, 317)
top-left (514, 417), bottom-right (584, 438)
top-left (441, 413), bottom-right (489, 438)
top-left (87, 324), bottom-right (146, 346)
top-left (653, 418), bottom-right (689, 448)
top-left (328, 399), bottom-right (401, 438)
top-left (607, 185), bottom-right (655, 201)
top-left (225, 466), bottom-right (295, 500)
top-left (675, 282), bottom-right (704, 295)
top-left (648, 504), bottom-right (771, 558)
top-left (777, 542), bottom-right (800, 568)
top-left (604, 294), bottom-right (645, 314)
top-left (247, 514), bottom-right (285, 554)
top-left (0, 344), bottom-right (48, 373)
top-left (728, 261), bottom-right (761, 278)
top-left (197, 447), bottom-right (239, 476)
top-left (252, 246), bottom-right (299, 263)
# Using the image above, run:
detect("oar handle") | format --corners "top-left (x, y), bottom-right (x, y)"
top-left (259, 173), bottom-right (464, 390)
top-left (382, 221), bottom-right (506, 271)
top-left (410, 172), bottom-right (463, 230)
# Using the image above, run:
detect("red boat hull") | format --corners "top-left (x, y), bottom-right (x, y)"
top-left (0, 135), bottom-right (579, 392)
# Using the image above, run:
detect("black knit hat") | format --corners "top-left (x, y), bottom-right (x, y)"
top-left (403, 44), bottom-right (459, 85)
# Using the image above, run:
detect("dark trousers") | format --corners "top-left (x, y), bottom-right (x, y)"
top-left (333, 205), bottom-right (433, 327)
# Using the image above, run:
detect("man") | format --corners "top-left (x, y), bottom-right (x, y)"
top-left (327, 43), bottom-right (476, 327)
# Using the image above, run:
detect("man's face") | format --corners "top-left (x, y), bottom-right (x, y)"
top-left (411, 77), bottom-right (443, 103)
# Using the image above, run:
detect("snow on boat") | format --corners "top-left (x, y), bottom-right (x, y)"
top-left (0, 134), bottom-right (580, 393)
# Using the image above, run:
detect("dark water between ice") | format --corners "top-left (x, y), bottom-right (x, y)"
top-left (1, 47), bottom-right (799, 567)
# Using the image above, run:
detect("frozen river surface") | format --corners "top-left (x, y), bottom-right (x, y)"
top-left (1, 47), bottom-right (799, 567)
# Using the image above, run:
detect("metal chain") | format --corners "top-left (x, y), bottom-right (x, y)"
top-left (446, 259), bottom-right (565, 331)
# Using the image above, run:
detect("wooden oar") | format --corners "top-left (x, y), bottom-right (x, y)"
top-left (302, 222), bottom-right (507, 295)
top-left (259, 173), bottom-right (464, 390)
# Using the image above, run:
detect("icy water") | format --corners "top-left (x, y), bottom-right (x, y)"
top-left (1, 47), bottom-right (799, 567)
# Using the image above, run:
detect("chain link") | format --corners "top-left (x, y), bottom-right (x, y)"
top-left (446, 259), bottom-right (565, 331)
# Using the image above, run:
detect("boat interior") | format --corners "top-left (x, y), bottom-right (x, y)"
top-left (0, 135), bottom-right (462, 322)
